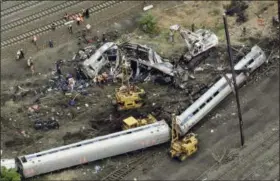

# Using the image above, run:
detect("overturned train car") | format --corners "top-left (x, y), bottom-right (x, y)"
top-left (16, 120), bottom-right (170, 178)
top-left (175, 45), bottom-right (266, 135)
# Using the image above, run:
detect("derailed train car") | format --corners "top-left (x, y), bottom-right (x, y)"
top-left (175, 45), bottom-right (266, 135)
top-left (16, 120), bottom-right (170, 178)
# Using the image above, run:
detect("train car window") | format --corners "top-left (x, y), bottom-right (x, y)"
top-left (206, 97), bottom-right (212, 103)
top-left (21, 157), bottom-right (27, 163)
top-left (97, 56), bottom-right (102, 62)
top-left (193, 109), bottom-right (199, 115)
top-left (247, 59), bottom-right (254, 66)
top-left (213, 91), bottom-right (219, 97)
top-left (199, 103), bottom-right (206, 109)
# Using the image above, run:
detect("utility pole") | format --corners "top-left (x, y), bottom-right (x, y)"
top-left (223, 14), bottom-right (245, 147)
top-left (278, 0), bottom-right (280, 43)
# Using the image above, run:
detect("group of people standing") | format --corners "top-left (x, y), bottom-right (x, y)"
top-left (16, 49), bottom-right (35, 75)
top-left (16, 8), bottom-right (92, 76)
top-left (64, 8), bottom-right (90, 25)
top-left (65, 8), bottom-right (91, 35)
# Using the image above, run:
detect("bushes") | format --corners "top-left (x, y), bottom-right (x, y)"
top-left (224, 0), bottom-right (249, 24)
top-left (138, 13), bottom-right (158, 35)
top-left (224, 0), bottom-right (248, 16)
top-left (0, 167), bottom-right (21, 181)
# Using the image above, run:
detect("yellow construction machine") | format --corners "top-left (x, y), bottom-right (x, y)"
top-left (170, 115), bottom-right (198, 161)
top-left (122, 114), bottom-right (157, 130)
top-left (113, 54), bottom-right (146, 111)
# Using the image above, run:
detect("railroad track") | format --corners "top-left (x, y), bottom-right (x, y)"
top-left (1, 1), bottom-right (83, 33)
top-left (1, 1), bottom-right (124, 49)
top-left (101, 151), bottom-right (152, 181)
top-left (1, 0), bottom-right (12, 3)
top-left (241, 150), bottom-right (279, 180)
top-left (196, 129), bottom-right (279, 180)
top-left (1, 1), bottom-right (44, 18)
top-left (216, 131), bottom-right (279, 180)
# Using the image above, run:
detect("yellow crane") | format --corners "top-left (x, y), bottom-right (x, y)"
top-left (113, 52), bottom-right (146, 111)
top-left (170, 114), bottom-right (198, 161)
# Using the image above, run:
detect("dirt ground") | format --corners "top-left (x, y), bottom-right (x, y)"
top-left (1, 1), bottom-right (279, 180)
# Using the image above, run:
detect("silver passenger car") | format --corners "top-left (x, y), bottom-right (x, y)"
top-left (176, 45), bottom-right (266, 135)
top-left (17, 120), bottom-right (170, 178)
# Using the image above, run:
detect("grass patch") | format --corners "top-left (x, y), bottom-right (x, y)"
top-left (138, 13), bottom-right (159, 35)
top-left (216, 28), bottom-right (225, 41)
top-left (185, 8), bottom-right (195, 15)
top-left (209, 8), bottom-right (221, 16)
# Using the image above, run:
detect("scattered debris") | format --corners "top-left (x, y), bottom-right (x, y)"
top-left (122, 42), bottom-right (174, 76)
top-left (34, 119), bottom-right (59, 130)
top-left (94, 165), bottom-right (102, 173)
top-left (143, 4), bottom-right (153, 11)
top-left (1, 159), bottom-right (17, 170)
top-left (211, 114), bottom-right (222, 119)
top-left (170, 24), bottom-right (180, 31)
top-left (210, 148), bottom-right (227, 164)
top-left (272, 16), bottom-right (279, 26)
top-left (80, 42), bottom-right (118, 79)
top-left (178, 28), bottom-right (218, 69)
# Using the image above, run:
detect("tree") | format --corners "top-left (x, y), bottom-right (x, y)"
top-left (0, 167), bottom-right (21, 181)
top-left (138, 13), bottom-right (158, 34)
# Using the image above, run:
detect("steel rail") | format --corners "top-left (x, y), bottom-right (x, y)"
top-left (1, 1), bottom-right (83, 33)
top-left (1, 1), bottom-right (44, 18)
top-left (101, 152), bottom-right (151, 181)
top-left (1, 1), bottom-right (124, 48)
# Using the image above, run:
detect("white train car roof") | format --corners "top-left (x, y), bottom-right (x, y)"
top-left (22, 120), bottom-right (168, 161)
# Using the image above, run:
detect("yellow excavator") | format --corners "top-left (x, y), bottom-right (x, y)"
top-left (170, 114), bottom-right (198, 161)
top-left (122, 114), bottom-right (157, 130)
top-left (113, 53), bottom-right (146, 111)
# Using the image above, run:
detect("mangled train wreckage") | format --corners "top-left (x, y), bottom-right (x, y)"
top-left (1, 45), bottom-right (267, 178)
top-left (79, 42), bottom-right (175, 81)
top-left (79, 27), bottom-right (218, 87)
top-left (79, 42), bottom-right (119, 79)
top-left (179, 28), bottom-right (218, 64)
